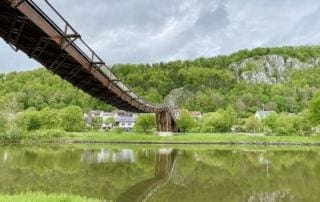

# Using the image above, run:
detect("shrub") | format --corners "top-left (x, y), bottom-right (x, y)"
top-left (0, 127), bottom-right (25, 141)
top-left (133, 114), bottom-right (156, 133)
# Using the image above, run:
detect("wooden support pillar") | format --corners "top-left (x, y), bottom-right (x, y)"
top-left (156, 110), bottom-right (177, 132)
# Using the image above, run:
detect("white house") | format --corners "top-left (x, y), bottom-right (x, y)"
top-left (84, 110), bottom-right (137, 130)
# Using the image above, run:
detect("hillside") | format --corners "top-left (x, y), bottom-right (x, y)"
top-left (113, 46), bottom-right (320, 117)
top-left (1, 46), bottom-right (320, 118)
top-left (0, 69), bottom-right (114, 113)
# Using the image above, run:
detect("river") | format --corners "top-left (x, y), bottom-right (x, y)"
top-left (0, 144), bottom-right (319, 201)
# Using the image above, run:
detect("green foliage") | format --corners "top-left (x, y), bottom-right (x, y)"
top-left (133, 114), bottom-right (156, 133)
top-left (0, 68), bottom-right (113, 112)
top-left (0, 113), bottom-right (7, 133)
top-left (144, 88), bottom-right (163, 104)
top-left (15, 109), bottom-right (42, 131)
top-left (310, 92), bottom-right (320, 125)
top-left (113, 46), bottom-right (320, 116)
top-left (91, 117), bottom-right (103, 130)
top-left (177, 109), bottom-right (195, 133)
top-left (245, 116), bottom-right (261, 133)
top-left (60, 106), bottom-right (84, 132)
top-left (0, 126), bottom-right (25, 141)
top-left (263, 112), bottom-right (312, 136)
top-left (199, 108), bottom-right (236, 133)
top-left (39, 107), bottom-right (62, 129)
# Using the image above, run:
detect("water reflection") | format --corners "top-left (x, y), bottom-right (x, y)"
top-left (80, 149), bottom-right (135, 164)
top-left (0, 145), bottom-right (319, 201)
top-left (117, 148), bottom-right (177, 202)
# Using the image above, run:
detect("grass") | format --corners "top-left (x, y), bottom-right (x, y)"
top-left (55, 132), bottom-right (320, 145)
top-left (2, 129), bottom-right (320, 145)
top-left (0, 192), bottom-right (100, 202)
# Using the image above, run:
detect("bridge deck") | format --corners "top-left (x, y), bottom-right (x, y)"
top-left (0, 0), bottom-right (166, 113)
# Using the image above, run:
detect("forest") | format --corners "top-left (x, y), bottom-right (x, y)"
top-left (1, 45), bottom-right (320, 136)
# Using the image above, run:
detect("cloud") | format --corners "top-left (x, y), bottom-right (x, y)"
top-left (1, 0), bottom-right (320, 72)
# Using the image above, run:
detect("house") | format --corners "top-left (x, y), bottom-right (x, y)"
top-left (255, 111), bottom-right (274, 119)
top-left (115, 116), bottom-right (136, 131)
top-left (84, 110), bottom-right (137, 130)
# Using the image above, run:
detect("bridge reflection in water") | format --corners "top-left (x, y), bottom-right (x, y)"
top-left (117, 149), bottom-right (178, 202)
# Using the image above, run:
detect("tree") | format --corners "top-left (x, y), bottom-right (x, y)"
top-left (15, 109), bottom-right (42, 131)
top-left (144, 88), bottom-right (163, 103)
top-left (177, 109), bottom-right (195, 133)
top-left (199, 108), bottom-right (236, 133)
top-left (262, 112), bottom-right (278, 133)
top-left (245, 116), bottom-right (261, 133)
top-left (310, 92), bottom-right (320, 125)
top-left (60, 106), bottom-right (84, 132)
top-left (292, 110), bottom-right (313, 136)
top-left (39, 107), bottom-right (62, 129)
top-left (133, 114), bottom-right (156, 133)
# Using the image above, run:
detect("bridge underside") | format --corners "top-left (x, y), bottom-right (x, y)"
top-left (0, 0), bottom-right (177, 132)
top-left (0, 0), bottom-right (144, 112)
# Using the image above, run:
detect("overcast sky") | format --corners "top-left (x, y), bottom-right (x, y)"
top-left (1, 0), bottom-right (320, 73)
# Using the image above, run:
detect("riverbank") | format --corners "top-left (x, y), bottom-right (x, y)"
top-left (2, 130), bottom-right (320, 146)
top-left (51, 132), bottom-right (320, 146)
top-left (0, 192), bottom-right (99, 202)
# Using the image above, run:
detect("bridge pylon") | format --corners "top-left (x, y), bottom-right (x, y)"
top-left (155, 110), bottom-right (177, 133)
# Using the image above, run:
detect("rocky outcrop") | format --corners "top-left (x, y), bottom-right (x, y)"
top-left (230, 55), bottom-right (320, 83)
top-left (163, 87), bottom-right (192, 108)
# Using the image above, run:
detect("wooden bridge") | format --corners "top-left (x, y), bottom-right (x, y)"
top-left (0, 0), bottom-right (177, 132)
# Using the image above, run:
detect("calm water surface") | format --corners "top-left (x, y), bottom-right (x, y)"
top-left (0, 144), bottom-right (319, 202)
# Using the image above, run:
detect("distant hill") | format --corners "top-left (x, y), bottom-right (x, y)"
top-left (0, 68), bottom-right (114, 113)
top-left (1, 46), bottom-right (320, 118)
top-left (113, 46), bottom-right (320, 117)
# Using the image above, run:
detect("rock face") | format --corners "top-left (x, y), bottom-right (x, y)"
top-left (164, 87), bottom-right (192, 108)
top-left (164, 54), bottom-right (320, 107)
top-left (230, 55), bottom-right (320, 83)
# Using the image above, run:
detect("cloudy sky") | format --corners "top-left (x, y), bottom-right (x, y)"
top-left (1, 0), bottom-right (320, 73)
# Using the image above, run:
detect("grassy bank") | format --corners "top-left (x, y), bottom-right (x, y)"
top-left (58, 132), bottom-right (320, 145)
top-left (0, 192), bottom-right (99, 202)
top-left (1, 129), bottom-right (320, 145)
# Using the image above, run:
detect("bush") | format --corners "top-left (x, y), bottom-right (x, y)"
top-left (263, 112), bottom-right (312, 136)
top-left (177, 109), bottom-right (195, 133)
top-left (0, 127), bottom-right (25, 141)
top-left (15, 109), bottom-right (42, 131)
top-left (133, 114), bottom-right (156, 133)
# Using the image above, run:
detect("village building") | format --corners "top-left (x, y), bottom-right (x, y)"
top-left (84, 110), bottom-right (137, 131)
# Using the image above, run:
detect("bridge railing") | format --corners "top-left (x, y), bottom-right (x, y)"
top-left (26, 0), bottom-right (169, 112)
